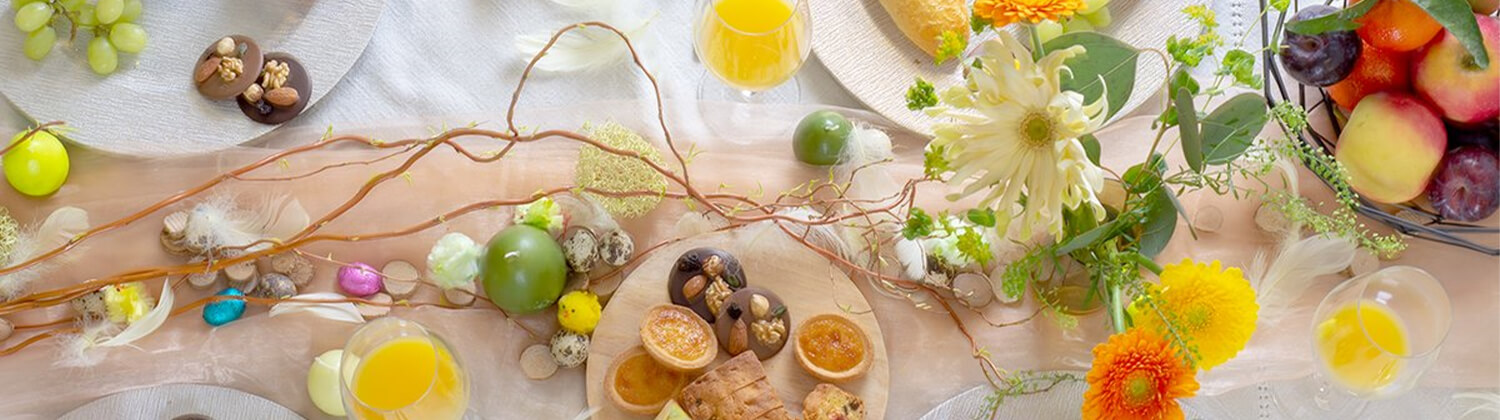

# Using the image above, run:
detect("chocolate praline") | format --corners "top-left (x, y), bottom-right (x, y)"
top-left (237, 52), bottom-right (310, 125)
top-left (667, 247), bottom-right (746, 323)
top-left (714, 287), bottom-right (791, 360)
top-left (193, 35), bottom-right (262, 100)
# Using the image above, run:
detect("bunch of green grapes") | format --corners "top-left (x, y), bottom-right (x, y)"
top-left (13, 0), bottom-right (147, 75)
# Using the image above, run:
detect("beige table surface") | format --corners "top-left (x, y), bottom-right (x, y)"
top-left (0, 101), bottom-right (1494, 419)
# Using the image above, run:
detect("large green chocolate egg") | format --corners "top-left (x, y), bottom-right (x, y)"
top-left (481, 225), bottom-right (567, 314)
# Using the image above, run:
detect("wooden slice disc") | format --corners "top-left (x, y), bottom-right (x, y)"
top-left (380, 260), bottom-right (421, 299)
top-left (521, 344), bottom-right (559, 380)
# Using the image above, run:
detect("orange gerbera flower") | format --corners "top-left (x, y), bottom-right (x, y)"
top-left (1082, 328), bottom-right (1199, 420)
top-left (974, 0), bottom-right (1084, 27)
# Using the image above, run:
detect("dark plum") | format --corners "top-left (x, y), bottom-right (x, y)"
top-left (1427, 146), bottom-right (1500, 222)
top-left (1280, 5), bottom-right (1362, 87)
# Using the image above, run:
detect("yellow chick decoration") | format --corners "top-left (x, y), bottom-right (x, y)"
top-left (557, 290), bottom-right (602, 335)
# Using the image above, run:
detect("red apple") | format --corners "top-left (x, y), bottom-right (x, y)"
top-left (1413, 14), bottom-right (1500, 126)
top-left (1336, 92), bottom-right (1448, 204)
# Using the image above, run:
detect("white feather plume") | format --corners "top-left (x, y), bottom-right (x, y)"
top-left (96, 279), bottom-right (173, 348)
top-left (556, 194), bottom-right (621, 234)
top-left (514, 13), bottom-right (657, 73)
top-left (0, 206), bottom-right (90, 302)
top-left (548, 0), bottom-right (616, 12)
top-left (673, 211), bottom-right (728, 238)
top-left (836, 125), bottom-right (900, 220)
top-left (269, 293), bottom-right (365, 324)
top-left (54, 319), bottom-right (118, 368)
top-left (182, 195), bottom-right (308, 254)
top-left (1250, 234), bottom-right (1357, 318)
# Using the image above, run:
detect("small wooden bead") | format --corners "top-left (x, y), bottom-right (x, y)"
top-left (357, 293), bottom-right (393, 319)
top-left (380, 260), bottom-right (420, 300)
top-left (224, 260), bottom-right (257, 283)
top-left (521, 343), bottom-right (558, 380)
top-left (442, 281), bottom-right (476, 308)
top-left (187, 269), bottom-right (221, 290)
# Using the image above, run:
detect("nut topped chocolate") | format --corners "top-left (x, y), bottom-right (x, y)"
top-left (667, 247), bottom-right (746, 323)
top-left (715, 287), bottom-right (790, 360)
top-left (193, 35), bottom-right (262, 100)
top-left (237, 52), bottom-right (310, 125)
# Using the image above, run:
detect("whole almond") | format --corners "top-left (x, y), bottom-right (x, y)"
top-left (265, 87), bottom-right (299, 107)
top-left (195, 57), bottom-right (222, 84)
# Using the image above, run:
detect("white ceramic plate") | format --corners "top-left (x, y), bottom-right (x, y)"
top-left (810, 0), bottom-right (1192, 135)
top-left (0, 0), bottom-right (385, 156)
top-left (59, 383), bottom-right (301, 420)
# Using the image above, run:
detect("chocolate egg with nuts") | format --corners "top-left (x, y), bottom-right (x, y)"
top-left (193, 35), bottom-right (262, 100)
top-left (714, 287), bottom-right (790, 360)
top-left (238, 52), bottom-right (310, 125)
top-left (667, 248), bottom-right (747, 323)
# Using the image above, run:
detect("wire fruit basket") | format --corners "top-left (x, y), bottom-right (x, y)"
top-left (1258, 0), bottom-right (1500, 256)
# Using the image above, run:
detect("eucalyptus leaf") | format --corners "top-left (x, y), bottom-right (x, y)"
top-left (967, 208), bottom-right (998, 227)
top-left (1137, 189), bottom-right (1178, 258)
top-left (1175, 88), bottom-right (1204, 173)
top-left (1412, 0), bottom-right (1490, 69)
top-left (1080, 133), bottom-right (1102, 166)
top-left (1201, 93), bottom-right (1270, 165)
top-left (1285, 0), bottom-right (1377, 35)
top-left (1055, 219), bottom-right (1119, 256)
top-left (1046, 32), bottom-right (1139, 120)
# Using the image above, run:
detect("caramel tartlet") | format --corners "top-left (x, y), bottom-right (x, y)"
top-left (793, 314), bottom-right (872, 383)
top-left (639, 304), bottom-right (716, 373)
top-left (605, 346), bottom-right (690, 415)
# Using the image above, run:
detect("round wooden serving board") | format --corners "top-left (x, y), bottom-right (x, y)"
top-left (585, 229), bottom-right (889, 419)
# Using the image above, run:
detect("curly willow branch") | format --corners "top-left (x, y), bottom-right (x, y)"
top-left (0, 22), bottom-right (1033, 389)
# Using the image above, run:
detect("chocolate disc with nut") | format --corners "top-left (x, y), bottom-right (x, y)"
top-left (666, 247), bottom-right (747, 323)
top-left (714, 287), bottom-right (790, 360)
top-left (193, 35), bottom-right (263, 100)
top-left (238, 52), bottom-right (310, 125)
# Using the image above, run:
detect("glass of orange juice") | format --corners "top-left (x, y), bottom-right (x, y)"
top-left (693, 0), bottom-right (811, 102)
top-left (341, 317), bottom-right (470, 420)
top-left (1298, 265), bottom-right (1451, 412)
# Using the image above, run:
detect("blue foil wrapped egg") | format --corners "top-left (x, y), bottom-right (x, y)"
top-left (203, 288), bottom-right (247, 327)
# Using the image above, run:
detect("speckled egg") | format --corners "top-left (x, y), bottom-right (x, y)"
top-left (549, 330), bottom-right (590, 368)
top-left (255, 273), bottom-right (298, 299)
top-left (337, 262), bottom-right (382, 297)
top-left (561, 227), bottom-right (599, 273)
top-left (203, 288), bottom-right (246, 327)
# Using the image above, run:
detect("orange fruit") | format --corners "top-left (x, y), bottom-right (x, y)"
top-left (1329, 42), bottom-right (1411, 110)
top-left (1352, 0), bottom-right (1444, 52)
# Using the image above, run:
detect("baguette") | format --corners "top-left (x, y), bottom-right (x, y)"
top-left (878, 0), bottom-right (970, 57)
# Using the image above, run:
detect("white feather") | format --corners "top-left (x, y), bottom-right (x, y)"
top-left (673, 211), bottom-right (728, 238)
top-left (1250, 235), bottom-right (1357, 315)
top-left (0, 206), bottom-right (89, 302)
top-left (54, 319), bottom-right (117, 368)
top-left (894, 238), bottom-right (926, 282)
top-left (774, 208), bottom-right (848, 261)
top-left (183, 195), bottom-right (306, 254)
top-left (514, 14), bottom-right (656, 73)
top-left (96, 279), bottom-right (173, 348)
top-left (269, 293), bottom-right (365, 324)
top-left (556, 194), bottom-right (621, 234)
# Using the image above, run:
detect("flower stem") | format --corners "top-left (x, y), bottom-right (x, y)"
top-left (1127, 252), bottom-right (1164, 275)
top-left (1028, 24), bottom-right (1046, 61)
top-left (1108, 282), bottom-right (1127, 334)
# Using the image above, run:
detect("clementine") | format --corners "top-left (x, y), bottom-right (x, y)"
top-left (1353, 0), bottom-right (1443, 52)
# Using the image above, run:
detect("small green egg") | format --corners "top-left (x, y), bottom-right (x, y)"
top-left (4, 129), bottom-right (69, 197)
top-left (793, 110), bottom-right (852, 166)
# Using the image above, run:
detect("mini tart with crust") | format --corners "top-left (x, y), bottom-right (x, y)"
top-left (640, 304), bottom-right (717, 373)
top-left (793, 314), bottom-right (872, 383)
top-left (606, 346), bottom-right (691, 415)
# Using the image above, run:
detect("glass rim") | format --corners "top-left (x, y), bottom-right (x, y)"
top-left (1352, 266), bottom-right (1452, 359)
top-left (702, 0), bottom-right (809, 37)
top-left (342, 317), bottom-right (450, 414)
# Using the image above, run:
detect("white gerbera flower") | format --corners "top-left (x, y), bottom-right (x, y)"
top-left (927, 31), bottom-right (1108, 240)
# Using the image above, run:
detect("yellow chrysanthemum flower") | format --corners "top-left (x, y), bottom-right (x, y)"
top-left (103, 282), bottom-right (155, 324)
top-left (975, 0), bottom-right (1085, 27)
top-left (1129, 259), bottom-right (1258, 371)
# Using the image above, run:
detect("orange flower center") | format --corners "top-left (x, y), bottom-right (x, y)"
top-left (1122, 371), bottom-right (1157, 407)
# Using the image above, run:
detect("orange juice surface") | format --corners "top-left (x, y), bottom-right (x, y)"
top-left (699, 0), bottom-right (806, 91)
top-left (350, 337), bottom-right (467, 419)
top-left (1316, 300), bottom-right (1410, 393)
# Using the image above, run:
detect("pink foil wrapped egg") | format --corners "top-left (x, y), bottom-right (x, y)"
top-left (338, 262), bottom-right (382, 297)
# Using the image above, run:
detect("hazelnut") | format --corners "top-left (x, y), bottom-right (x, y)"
top-left (702, 254), bottom-right (724, 277)
top-left (242, 83), bottom-right (264, 103)
top-left (750, 294), bottom-right (770, 318)
top-left (214, 37), bottom-right (236, 57)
